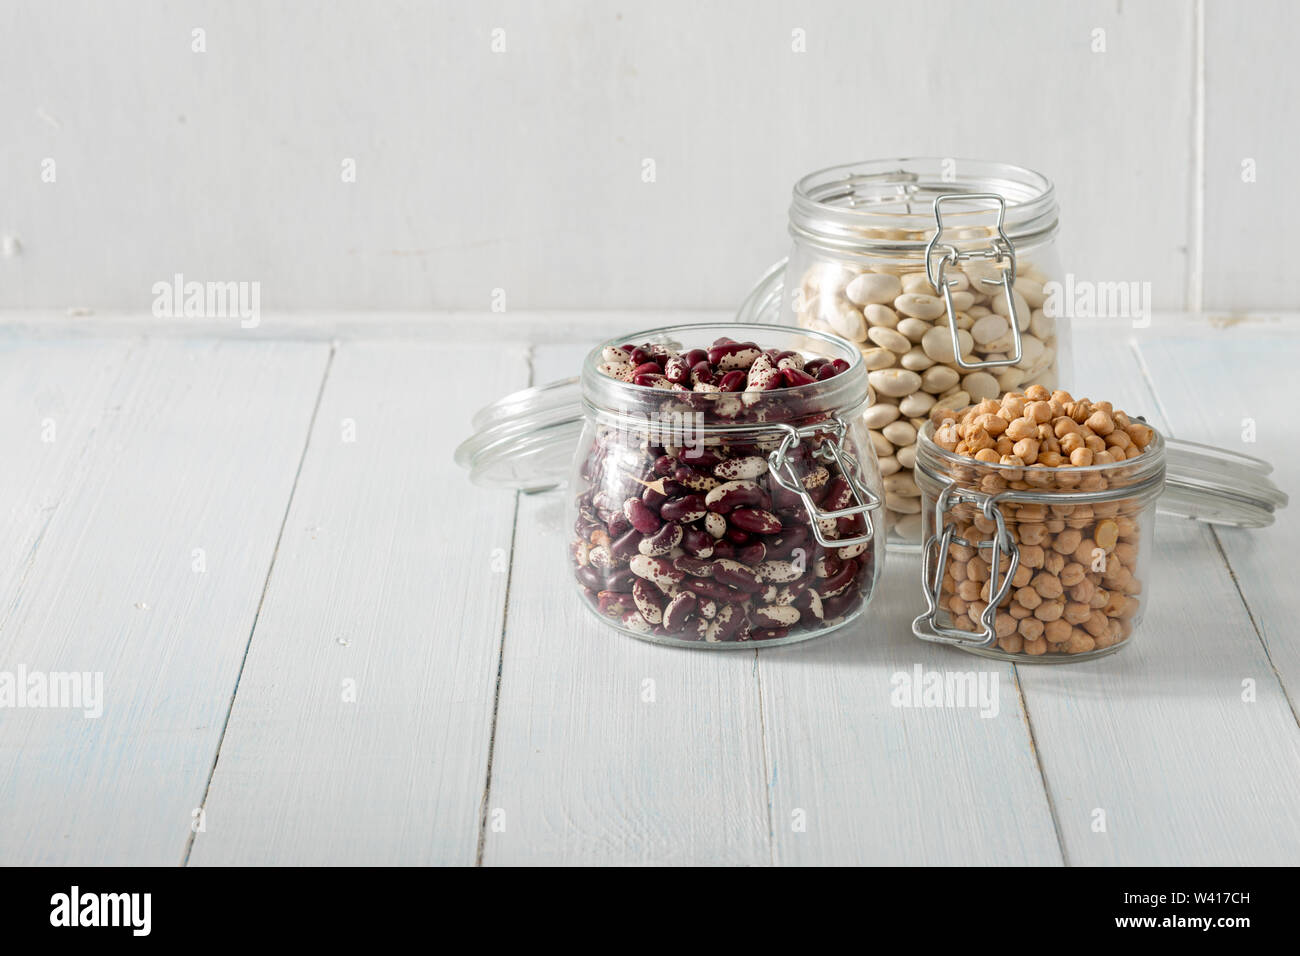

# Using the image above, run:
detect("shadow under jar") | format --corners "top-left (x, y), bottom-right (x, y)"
top-left (911, 420), bottom-right (1165, 662)
top-left (778, 159), bottom-right (1069, 548)
top-left (570, 323), bottom-right (885, 648)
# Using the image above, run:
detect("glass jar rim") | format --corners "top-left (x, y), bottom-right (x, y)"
top-left (913, 418), bottom-right (1167, 499)
top-left (789, 157), bottom-right (1060, 256)
top-left (581, 322), bottom-right (870, 428)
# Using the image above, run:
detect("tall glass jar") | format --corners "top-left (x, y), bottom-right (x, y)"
top-left (568, 323), bottom-right (884, 648)
top-left (778, 159), bottom-right (1069, 548)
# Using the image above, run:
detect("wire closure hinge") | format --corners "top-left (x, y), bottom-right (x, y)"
top-left (766, 417), bottom-right (881, 550)
top-left (911, 478), bottom-right (1021, 648)
top-left (924, 193), bottom-right (1023, 371)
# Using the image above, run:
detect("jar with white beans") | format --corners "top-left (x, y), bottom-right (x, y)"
top-left (743, 159), bottom-right (1069, 548)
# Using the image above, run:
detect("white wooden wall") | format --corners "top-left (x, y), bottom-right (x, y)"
top-left (0, 0), bottom-right (1289, 313)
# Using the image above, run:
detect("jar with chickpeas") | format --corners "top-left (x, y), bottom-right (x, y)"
top-left (910, 385), bottom-right (1163, 661)
top-left (770, 159), bottom-right (1067, 548)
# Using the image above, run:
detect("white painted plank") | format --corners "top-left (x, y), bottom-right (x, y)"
top-left (1203, 0), bottom-right (1300, 310)
top-left (481, 343), bottom-right (771, 866)
top-left (760, 556), bottom-right (1064, 865)
top-left (0, 338), bottom-right (134, 606)
top-left (1134, 330), bottom-right (1300, 709)
top-left (0, 338), bottom-right (329, 865)
top-left (3, 1), bottom-right (1193, 311)
top-left (1011, 326), bottom-right (1300, 865)
top-left (189, 342), bottom-right (531, 866)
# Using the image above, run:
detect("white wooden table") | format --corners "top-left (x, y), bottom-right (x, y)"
top-left (1, 311), bottom-right (1297, 867)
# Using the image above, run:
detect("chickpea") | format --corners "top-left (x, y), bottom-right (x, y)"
top-left (1019, 617), bottom-right (1045, 640)
top-left (1015, 585), bottom-right (1043, 609)
top-left (998, 634), bottom-right (1025, 654)
top-left (1026, 400), bottom-right (1053, 423)
top-left (1023, 637), bottom-right (1048, 656)
top-left (1023, 384), bottom-right (1050, 402)
top-left (1018, 544), bottom-right (1045, 569)
top-left (995, 612), bottom-right (1018, 639)
top-left (1053, 528), bottom-right (1083, 555)
top-left (1060, 562), bottom-right (1086, 587)
top-left (1019, 523), bottom-right (1048, 546)
top-left (1064, 630), bottom-right (1096, 654)
top-left (1044, 618), bottom-right (1072, 643)
top-left (1005, 417), bottom-right (1038, 441)
top-left (1031, 572), bottom-right (1063, 599)
top-left (1063, 601), bottom-right (1092, 625)
top-left (1068, 578), bottom-right (1096, 604)
top-left (1035, 599), bottom-right (1065, 622)
top-left (1013, 437), bottom-right (1040, 461)
top-left (1069, 447), bottom-right (1094, 467)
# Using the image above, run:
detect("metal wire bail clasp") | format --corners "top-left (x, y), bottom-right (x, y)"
top-left (924, 193), bottom-right (1023, 370)
top-left (766, 417), bottom-right (882, 550)
top-left (911, 479), bottom-right (1021, 648)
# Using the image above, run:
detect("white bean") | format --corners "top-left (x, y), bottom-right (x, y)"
top-left (920, 365), bottom-right (960, 394)
top-left (861, 347), bottom-right (897, 371)
top-left (895, 317), bottom-right (931, 343)
top-left (868, 368), bottom-right (923, 397)
top-left (882, 420), bottom-right (917, 446)
top-left (867, 326), bottom-right (911, 354)
top-left (861, 403), bottom-right (901, 429)
top-left (961, 371), bottom-right (1000, 402)
top-left (921, 325), bottom-right (974, 363)
top-left (826, 302), bottom-right (867, 342)
top-left (845, 272), bottom-right (902, 306)
top-left (895, 293), bottom-right (946, 321)
top-left (864, 303), bottom-right (899, 328)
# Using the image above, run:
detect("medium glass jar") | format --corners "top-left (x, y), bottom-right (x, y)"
top-left (568, 323), bottom-right (884, 648)
top-left (910, 420), bottom-right (1164, 661)
top-left (769, 159), bottom-right (1070, 547)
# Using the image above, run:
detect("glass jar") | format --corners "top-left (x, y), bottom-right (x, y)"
top-left (568, 323), bottom-right (884, 648)
top-left (751, 158), bottom-right (1069, 549)
top-left (910, 419), bottom-right (1164, 661)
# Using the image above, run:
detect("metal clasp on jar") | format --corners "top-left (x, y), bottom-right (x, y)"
top-left (912, 478), bottom-right (1020, 647)
top-left (923, 193), bottom-right (1024, 370)
top-left (766, 416), bottom-right (882, 549)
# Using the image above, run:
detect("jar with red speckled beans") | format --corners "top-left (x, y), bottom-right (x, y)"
top-left (457, 323), bottom-right (886, 648)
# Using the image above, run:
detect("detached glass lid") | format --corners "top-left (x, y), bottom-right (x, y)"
top-left (453, 377), bottom-right (582, 492)
top-left (1158, 438), bottom-right (1287, 528)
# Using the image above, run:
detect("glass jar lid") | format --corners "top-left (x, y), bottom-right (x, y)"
top-left (789, 158), bottom-right (1060, 256)
top-left (453, 377), bottom-right (583, 492)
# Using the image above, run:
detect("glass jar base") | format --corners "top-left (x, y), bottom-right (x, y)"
top-left (578, 598), bottom-right (867, 650)
top-left (953, 639), bottom-right (1130, 664)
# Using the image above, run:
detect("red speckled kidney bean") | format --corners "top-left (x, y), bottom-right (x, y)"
top-left (663, 591), bottom-right (697, 632)
top-left (705, 480), bottom-right (764, 513)
top-left (680, 528), bottom-right (716, 559)
top-left (623, 498), bottom-right (661, 534)
top-left (683, 578), bottom-right (748, 603)
top-left (659, 494), bottom-right (707, 524)
top-left (728, 508), bottom-right (783, 535)
top-left (712, 558), bottom-right (764, 593)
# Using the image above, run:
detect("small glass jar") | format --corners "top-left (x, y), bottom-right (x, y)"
top-left (753, 158), bottom-right (1070, 548)
top-left (910, 420), bottom-right (1164, 661)
top-left (568, 323), bottom-right (884, 648)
